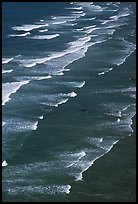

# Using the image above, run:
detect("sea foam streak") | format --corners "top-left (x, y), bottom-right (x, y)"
top-left (28, 34), bottom-right (60, 40)
top-left (29, 75), bottom-right (52, 80)
top-left (9, 32), bottom-right (30, 37)
top-left (66, 81), bottom-right (85, 88)
top-left (2, 57), bottom-right (13, 64)
top-left (39, 29), bottom-right (48, 32)
top-left (12, 24), bottom-right (48, 31)
top-left (98, 67), bottom-right (113, 75)
top-left (52, 21), bottom-right (67, 25)
top-left (2, 69), bottom-right (13, 74)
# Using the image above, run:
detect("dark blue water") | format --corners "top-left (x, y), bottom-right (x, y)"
top-left (2, 2), bottom-right (136, 202)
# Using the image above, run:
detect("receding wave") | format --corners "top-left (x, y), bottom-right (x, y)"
top-left (98, 67), bottom-right (113, 75)
top-left (68, 36), bottom-right (91, 48)
top-left (55, 99), bottom-right (69, 107)
top-left (2, 80), bottom-right (30, 105)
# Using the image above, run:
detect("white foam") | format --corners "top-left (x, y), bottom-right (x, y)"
top-left (2, 69), bottom-right (13, 74)
top-left (67, 18), bottom-right (77, 22)
top-left (56, 72), bottom-right (64, 76)
top-left (98, 67), bottom-right (113, 75)
top-left (9, 32), bottom-right (30, 37)
top-left (67, 6), bottom-right (83, 10)
top-left (67, 92), bottom-right (77, 97)
top-left (2, 160), bottom-right (8, 167)
top-left (29, 75), bottom-right (52, 80)
top-left (84, 27), bottom-right (100, 34)
top-left (52, 21), bottom-right (67, 25)
top-left (31, 121), bottom-right (39, 130)
top-left (39, 29), bottom-right (48, 32)
top-left (2, 122), bottom-right (6, 126)
top-left (88, 17), bottom-right (96, 20)
top-left (28, 34), bottom-right (60, 40)
top-left (75, 161), bottom-right (93, 181)
top-left (55, 99), bottom-right (69, 107)
top-left (71, 81), bottom-right (85, 88)
top-left (122, 105), bottom-right (130, 112)
top-left (118, 42), bottom-right (135, 66)
top-left (19, 53), bottom-right (66, 67)
top-left (90, 40), bottom-right (107, 46)
top-left (108, 67), bottom-right (113, 71)
top-left (2, 80), bottom-right (30, 105)
top-left (105, 108), bottom-right (122, 118)
top-left (130, 94), bottom-right (136, 99)
top-left (64, 185), bottom-right (71, 194)
top-left (75, 28), bottom-right (84, 31)
top-left (84, 25), bottom-right (96, 29)
top-left (123, 87), bottom-right (136, 93)
top-left (23, 62), bottom-right (37, 68)
top-left (100, 19), bottom-right (114, 25)
top-left (100, 138), bottom-right (103, 142)
top-left (67, 151), bottom-right (86, 168)
top-left (12, 24), bottom-right (48, 31)
top-left (72, 11), bottom-right (84, 14)
top-left (78, 81), bottom-right (85, 88)
top-left (2, 57), bottom-right (13, 64)
top-left (66, 23), bottom-right (77, 26)
top-left (117, 118), bottom-right (121, 123)
top-left (75, 172), bottom-right (83, 181)
top-left (104, 140), bottom-right (119, 153)
top-left (89, 4), bottom-right (103, 12)
top-left (118, 111), bottom-right (122, 117)
top-left (51, 16), bottom-right (57, 20)
top-left (110, 13), bottom-right (130, 21)
top-left (75, 138), bottom-right (119, 181)
top-left (38, 115), bottom-right (44, 120)
top-left (98, 71), bottom-right (105, 75)
top-left (78, 151), bottom-right (86, 159)
top-left (116, 57), bottom-right (127, 66)
top-left (68, 36), bottom-right (91, 48)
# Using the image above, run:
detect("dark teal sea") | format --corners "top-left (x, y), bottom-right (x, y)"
top-left (2, 2), bottom-right (136, 202)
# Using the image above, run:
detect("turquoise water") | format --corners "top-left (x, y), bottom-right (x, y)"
top-left (2, 2), bottom-right (136, 202)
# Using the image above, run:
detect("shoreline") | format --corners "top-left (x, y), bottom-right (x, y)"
top-left (69, 114), bottom-right (136, 202)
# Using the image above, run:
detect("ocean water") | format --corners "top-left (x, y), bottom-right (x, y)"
top-left (2, 2), bottom-right (136, 202)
